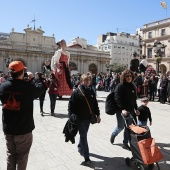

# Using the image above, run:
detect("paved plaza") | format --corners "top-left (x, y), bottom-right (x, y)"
top-left (0, 91), bottom-right (170, 170)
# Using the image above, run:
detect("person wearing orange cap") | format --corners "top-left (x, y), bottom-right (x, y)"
top-left (0, 61), bottom-right (46, 170)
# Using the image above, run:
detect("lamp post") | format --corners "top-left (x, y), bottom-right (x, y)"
top-left (106, 63), bottom-right (115, 73)
top-left (152, 40), bottom-right (166, 74)
top-left (4, 57), bottom-right (13, 68)
top-left (105, 63), bottom-right (110, 73)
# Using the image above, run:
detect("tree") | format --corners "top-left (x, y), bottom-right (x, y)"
top-left (110, 63), bottom-right (127, 73)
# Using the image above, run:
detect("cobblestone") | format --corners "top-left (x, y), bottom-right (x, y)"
top-left (0, 91), bottom-right (169, 170)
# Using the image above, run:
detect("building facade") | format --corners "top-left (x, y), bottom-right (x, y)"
top-left (68, 37), bottom-right (110, 74)
top-left (97, 32), bottom-right (140, 68)
top-left (141, 18), bottom-right (170, 74)
top-left (0, 26), bottom-right (57, 74)
top-left (0, 28), bottom-right (110, 75)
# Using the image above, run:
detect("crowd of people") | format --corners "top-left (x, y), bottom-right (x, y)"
top-left (70, 70), bottom-right (170, 105)
top-left (1, 42), bottom-right (170, 169)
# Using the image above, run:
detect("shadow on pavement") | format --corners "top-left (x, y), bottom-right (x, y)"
top-left (110, 143), bottom-right (170, 170)
top-left (53, 113), bottom-right (69, 118)
top-left (96, 96), bottom-right (106, 99)
top-left (40, 113), bottom-right (69, 119)
top-left (156, 143), bottom-right (170, 170)
top-left (80, 153), bottom-right (130, 170)
top-left (97, 99), bottom-right (105, 103)
top-left (56, 98), bottom-right (70, 101)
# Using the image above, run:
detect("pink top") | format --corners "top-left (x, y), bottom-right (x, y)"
top-left (0, 77), bottom-right (5, 84)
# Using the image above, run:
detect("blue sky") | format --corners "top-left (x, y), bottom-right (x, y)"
top-left (1, 0), bottom-right (169, 45)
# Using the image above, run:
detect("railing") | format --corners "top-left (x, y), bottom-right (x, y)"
top-left (144, 18), bottom-right (170, 28)
top-left (148, 54), bottom-right (170, 59)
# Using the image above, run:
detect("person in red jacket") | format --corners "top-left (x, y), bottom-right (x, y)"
top-left (0, 61), bottom-right (46, 170)
top-left (48, 73), bottom-right (58, 116)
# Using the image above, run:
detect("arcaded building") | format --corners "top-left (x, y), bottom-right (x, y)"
top-left (141, 18), bottom-right (170, 74)
top-left (0, 27), bottom-right (110, 75)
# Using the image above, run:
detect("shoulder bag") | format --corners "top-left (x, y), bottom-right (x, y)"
top-left (78, 87), bottom-right (97, 124)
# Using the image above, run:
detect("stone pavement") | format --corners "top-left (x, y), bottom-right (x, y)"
top-left (0, 91), bottom-right (170, 170)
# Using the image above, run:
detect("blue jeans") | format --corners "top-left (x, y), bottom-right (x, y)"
top-left (138, 120), bottom-right (147, 126)
top-left (112, 110), bottom-right (136, 144)
top-left (49, 94), bottom-right (57, 113)
top-left (78, 120), bottom-right (90, 159)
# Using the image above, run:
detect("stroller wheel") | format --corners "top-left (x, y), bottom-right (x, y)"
top-left (148, 163), bottom-right (154, 170)
top-left (134, 162), bottom-right (144, 170)
top-left (125, 157), bottom-right (131, 167)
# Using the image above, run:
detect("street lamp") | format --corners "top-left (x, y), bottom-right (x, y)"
top-left (4, 57), bottom-right (13, 68)
top-left (105, 63), bottom-right (110, 73)
top-left (152, 40), bottom-right (166, 74)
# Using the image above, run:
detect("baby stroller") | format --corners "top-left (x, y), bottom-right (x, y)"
top-left (122, 114), bottom-right (163, 170)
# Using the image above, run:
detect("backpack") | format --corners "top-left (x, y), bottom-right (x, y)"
top-left (105, 91), bottom-right (117, 115)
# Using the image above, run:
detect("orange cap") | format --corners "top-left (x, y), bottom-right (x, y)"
top-left (8, 61), bottom-right (26, 72)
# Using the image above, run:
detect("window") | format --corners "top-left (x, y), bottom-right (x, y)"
top-left (108, 45), bottom-right (111, 49)
top-left (161, 29), bottom-right (166, 36)
top-left (99, 46), bottom-right (103, 50)
top-left (148, 32), bottom-right (152, 38)
top-left (132, 42), bottom-right (134, 46)
top-left (148, 48), bottom-right (152, 58)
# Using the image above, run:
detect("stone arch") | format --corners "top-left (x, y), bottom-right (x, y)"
top-left (160, 64), bottom-right (167, 75)
top-left (69, 62), bottom-right (77, 71)
top-left (88, 63), bottom-right (97, 74)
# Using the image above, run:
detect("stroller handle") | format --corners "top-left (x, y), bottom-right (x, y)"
top-left (121, 112), bottom-right (137, 128)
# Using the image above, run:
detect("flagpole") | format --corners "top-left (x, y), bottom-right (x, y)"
top-left (166, 1), bottom-right (167, 18)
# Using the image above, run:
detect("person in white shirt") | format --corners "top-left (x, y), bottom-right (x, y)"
top-left (51, 39), bottom-right (73, 98)
top-left (139, 54), bottom-right (148, 73)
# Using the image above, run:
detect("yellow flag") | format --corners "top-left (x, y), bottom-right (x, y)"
top-left (160, 1), bottom-right (167, 9)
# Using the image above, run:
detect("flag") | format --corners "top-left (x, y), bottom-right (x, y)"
top-left (160, 1), bottom-right (167, 9)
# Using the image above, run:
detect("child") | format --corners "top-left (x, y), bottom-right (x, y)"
top-left (137, 97), bottom-right (152, 126)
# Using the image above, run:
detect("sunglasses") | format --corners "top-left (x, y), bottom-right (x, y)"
top-left (125, 75), bottom-right (132, 78)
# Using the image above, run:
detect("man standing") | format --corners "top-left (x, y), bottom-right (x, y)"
top-left (0, 61), bottom-right (46, 170)
top-left (130, 51), bottom-right (139, 73)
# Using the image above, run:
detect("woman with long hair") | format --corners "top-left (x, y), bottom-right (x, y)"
top-left (110, 69), bottom-right (139, 151)
top-left (48, 73), bottom-right (58, 116)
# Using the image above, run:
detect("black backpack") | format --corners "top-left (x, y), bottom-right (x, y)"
top-left (105, 91), bottom-right (117, 115)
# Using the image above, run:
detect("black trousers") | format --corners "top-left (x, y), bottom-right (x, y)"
top-left (39, 92), bottom-right (46, 112)
top-left (49, 94), bottom-right (57, 113)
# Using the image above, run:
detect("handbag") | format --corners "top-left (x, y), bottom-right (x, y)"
top-left (78, 87), bottom-right (97, 124)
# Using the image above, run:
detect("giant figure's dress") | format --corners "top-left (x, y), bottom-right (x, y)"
top-left (54, 53), bottom-right (73, 96)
